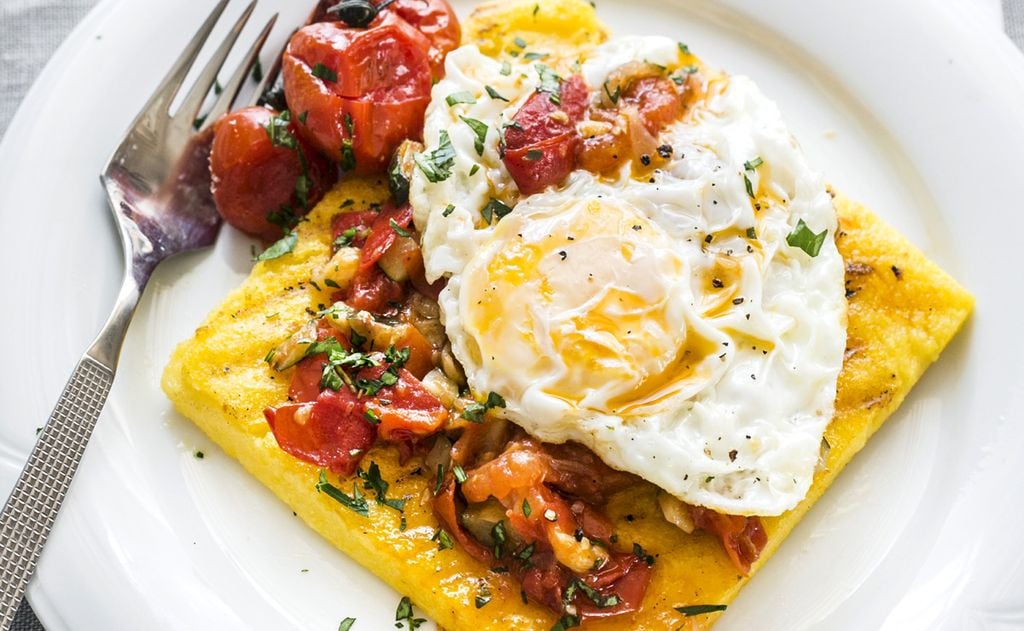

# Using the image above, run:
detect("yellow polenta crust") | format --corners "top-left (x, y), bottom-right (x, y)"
top-left (161, 1), bottom-right (974, 628)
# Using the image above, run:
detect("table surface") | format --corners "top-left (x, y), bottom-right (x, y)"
top-left (1, 0), bottom-right (1022, 629)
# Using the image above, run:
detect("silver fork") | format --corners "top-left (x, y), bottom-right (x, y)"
top-left (0, 2), bottom-right (281, 627)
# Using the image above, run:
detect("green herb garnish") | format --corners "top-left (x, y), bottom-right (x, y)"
top-left (460, 115), bottom-right (489, 156)
top-left (311, 63), bottom-right (337, 82)
top-left (315, 470), bottom-right (369, 517)
top-left (786, 219), bottom-right (828, 257)
top-left (253, 231), bottom-right (298, 262)
top-left (675, 604), bottom-right (728, 617)
top-left (414, 130), bottom-right (456, 182)
top-left (445, 91), bottom-right (477, 106)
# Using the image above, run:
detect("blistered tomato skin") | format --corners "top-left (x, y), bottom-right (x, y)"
top-left (210, 107), bottom-right (333, 240)
top-left (282, 14), bottom-right (433, 174)
top-left (387, 0), bottom-right (460, 80)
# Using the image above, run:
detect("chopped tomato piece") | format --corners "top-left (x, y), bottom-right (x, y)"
top-left (340, 264), bottom-right (405, 314)
top-left (622, 77), bottom-right (684, 134)
top-left (502, 75), bottom-right (589, 195)
top-left (264, 386), bottom-right (377, 477)
top-left (433, 476), bottom-right (496, 564)
top-left (359, 203), bottom-right (414, 271)
top-left (390, 323), bottom-right (434, 379)
top-left (362, 366), bottom-right (448, 441)
top-left (575, 553), bottom-right (653, 621)
top-left (690, 506), bottom-right (768, 574)
top-left (289, 355), bottom-right (327, 403)
top-left (331, 210), bottom-right (378, 248)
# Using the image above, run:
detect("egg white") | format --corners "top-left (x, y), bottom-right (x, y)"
top-left (410, 37), bottom-right (846, 516)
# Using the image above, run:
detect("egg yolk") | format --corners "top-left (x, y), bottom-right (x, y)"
top-left (460, 198), bottom-right (715, 414)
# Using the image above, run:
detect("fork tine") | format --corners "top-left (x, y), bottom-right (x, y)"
top-left (175, 0), bottom-right (258, 125)
top-left (137, 0), bottom-right (231, 117)
top-left (247, 27), bottom-right (293, 108)
top-left (200, 13), bottom-right (279, 130)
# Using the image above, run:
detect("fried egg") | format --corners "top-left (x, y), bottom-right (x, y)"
top-left (409, 36), bottom-right (846, 516)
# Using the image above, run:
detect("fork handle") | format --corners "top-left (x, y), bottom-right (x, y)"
top-left (0, 273), bottom-right (140, 631)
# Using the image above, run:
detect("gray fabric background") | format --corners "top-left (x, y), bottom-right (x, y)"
top-left (0, 1), bottom-right (1022, 629)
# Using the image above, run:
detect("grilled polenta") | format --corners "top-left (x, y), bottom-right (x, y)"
top-left (163, 1), bottom-right (973, 628)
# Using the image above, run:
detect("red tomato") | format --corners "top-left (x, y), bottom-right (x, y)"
top-left (359, 203), bottom-right (414, 270)
top-left (386, 0), bottom-right (460, 80)
top-left (340, 264), bottom-right (405, 314)
top-left (210, 106), bottom-right (334, 240)
top-left (502, 75), bottom-right (589, 195)
top-left (289, 355), bottom-right (328, 403)
top-left (314, 0), bottom-right (460, 80)
top-left (622, 77), bottom-right (684, 134)
top-left (264, 387), bottom-right (377, 476)
top-left (690, 506), bottom-right (767, 574)
top-left (282, 14), bottom-right (432, 174)
top-left (331, 210), bottom-right (378, 248)
top-left (361, 365), bottom-right (448, 441)
top-left (432, 476), bottom-right (496, 564)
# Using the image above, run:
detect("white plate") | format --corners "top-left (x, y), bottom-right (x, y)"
top-left (2, 0), bottom-right (1023, 629)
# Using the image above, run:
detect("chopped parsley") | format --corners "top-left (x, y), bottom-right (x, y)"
top-left (522, 498), bottom-right (531, 517)
top-left (475, 583), bottom-right (492, 609)
top-left (442, 204), bottom-right (455, 217)
top-left (485, 85), bottom-right (509, 101)
top-left (746, 226), bottom-right (757, 239)
top-left (311, 63), bottom-right (338, 82)
top-left (253, 231), bottom-right (298, 262)
top-left (786, 219), bottom-right (828, 257)
top-left (263, 110), bottom-right (298, 149)
top-left (514, 36), bottom-right (528, 49)
top-left (363, 408), bottom-right (381, 425)
top-left (315, 470), bottom-right (369, 517)
top-left (675, 604), bottom-right (728, 617)
top-left (334, 227), bottom-right (359, 248)
top-left (469, 164), bottom-right (480, 176)
top-left (445, 90), bottom-right (477, 106)
top-left (744, 156), bottom-right (764, 171)
top-left (744, 174), bottom-right (755, 198)
top-left (564, 578), bottom-right (621, 609)
top-left (340, 138), bottom-right (356, 171)
top-left (460, 115), bottom-right (489, 156)
top-left (358, 461), bottom-right (406, 512)
top-left (633, 542), bottom-right (655, 566)
top-left (390, 219), bottom-right (412, 238)
top-left (500, 61), bottom-right (512, 76)
top-left (462, 390), bottom-right (507, 422)
top-left (451, 464), bottom-right (468, 484)
top-left (251, 58), bottom-right (263, 82)
top-left (338, 618), bottom-right (356, 631)
top-left (395, 597), bottom-right (425, 630)
top-left (551, 614), bottom-right (580, 631)
top-left (524, 52), bottom-right (548, 60)
top-left (480, 198), bottom-right (513, 224)
top-left (414, 130), bottom-right (456, 182)
top-left (491, 520), bottom-right (508, 558)
top-left (678, 41), bottom-right (691, 54)
top-left (524, 149), bottom-right (543, 161)
top-left (534, 63), bottom-right (562, 104)
top-left (603, 80), bottom-right (620, 104)
top-left (432, 528), bottom-right (454, 550)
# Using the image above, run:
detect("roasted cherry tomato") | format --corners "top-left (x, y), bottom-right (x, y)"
top-left (386, 0), bottom-right (460, 79)
top-left (502, 75), bottom-right (589, 195)
top-left (282, 13), bottom-right (432, 174)
top-left (210, 106), bottom-right (334, 240)
top-left (315, 0), bottom-right (459, 79)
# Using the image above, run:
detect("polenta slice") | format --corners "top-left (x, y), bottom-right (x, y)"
top-left (162, 1), bottom-right (973, 628)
